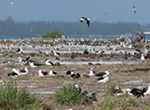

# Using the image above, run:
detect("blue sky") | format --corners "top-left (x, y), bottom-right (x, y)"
top-left (1, 0), bottom-right (150, 24)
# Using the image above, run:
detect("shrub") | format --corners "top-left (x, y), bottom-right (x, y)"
top-left (54, 83), bottom-right (81, 106)
top-left (0, 81), bottom-right (42, 110)
top-left (99, 96), bottom-right (138, 110)
top-left (42, 30), bottom-right (64, 39)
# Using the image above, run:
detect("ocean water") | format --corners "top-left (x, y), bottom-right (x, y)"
top-left (0, 35), bottom-right (150, 40)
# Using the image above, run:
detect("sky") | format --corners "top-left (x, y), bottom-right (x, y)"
top-left (0, 0), bottom-right (150, 24)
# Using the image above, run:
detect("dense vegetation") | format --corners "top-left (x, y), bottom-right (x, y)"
top-left (43, 30), bottom-right (64, 38)
top-left (0, 16), bottom-right (150, 37)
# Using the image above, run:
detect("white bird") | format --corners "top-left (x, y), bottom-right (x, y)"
top-left (140, 54), bottom-right (145, 61)
top-left (95, 71), bottom-right (110, 77)
top-left (29, 62), bottom-right (40, 68)
top-left (20, 67), bottom-right (28, 75)
top-left (49, 70), bottom-right (57, 76)
top-left (38, 70), bottom-right (48, 76)
top-left (97, 76), bottom-right (109, 83)
top-left (133, 6), bottom-right (136, 14)
top-left (45, 59), bottom-right (54, 65)
top-left (144, 83), bottom-right (150, 95)
top-left (80, 17), bottom-right (90, 27)
top-left (88, 68), bottom-right (95, 76)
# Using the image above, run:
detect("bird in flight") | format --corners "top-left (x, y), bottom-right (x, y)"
top-left (80, 17), bottom-right (90, 27)
top-left (105, 11), bottom-right (109, 15)
top-left (133, 6), bottom-right (136, 14)
top-left (9, 0), bottom-right (14, 6)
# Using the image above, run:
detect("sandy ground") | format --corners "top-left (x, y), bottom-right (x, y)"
top-left (0, 38), bottom-right (150, 110)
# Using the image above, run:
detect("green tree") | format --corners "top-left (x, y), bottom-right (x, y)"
top-left (42, 30), bottom-right (64, 38)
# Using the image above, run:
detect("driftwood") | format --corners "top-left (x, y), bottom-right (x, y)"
top-left (123, 67), bottom-right (150, 72)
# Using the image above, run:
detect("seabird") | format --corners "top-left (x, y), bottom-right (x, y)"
top-left (45, 59), bottom-right (54, 65)
top-left (105, 11), bottom-right (109, 15)
top-left (80, 17), bottom-right (90, 27)
top-left (38, 70), bottom-right (48, 76)
top-left (49, 70), bottom-right (57, 76)
top-left (88, 68), bottom-right (95, 76)
top-left (144, 83), bottom-right (150, 95)
top-left (130, 88), bottom-right (147, 98)
top-left (95, 71), bottom-right (110, 77)
top-left (66, 70), bottom-right (75, 75)
top-left (8, 68), bottom-right (20, 78)
top-left (20, 67), bottom-right (28, 75)
top-left (133, 6), bottom-right (136, 14)
top-left (16, 47), bottom-right (23, 53)
top-left (29, 62), bottom-right (40, 68)
top-left (140, 54), bottom-right (145, 61)
top-left (70, 73), bottom-right (81, 79)
top-left (97, 76), bottom-right (109, 83)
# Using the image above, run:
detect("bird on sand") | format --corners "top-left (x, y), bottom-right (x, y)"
top-left (80, 17), bottom-right (90, 27)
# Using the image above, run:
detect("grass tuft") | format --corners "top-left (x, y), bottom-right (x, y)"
top-left (99, 96), bottom-right (138, 110)
top-left (0, 80), bottom-right (42, 110)
top-left (54, 83), bottom-right (81, 106)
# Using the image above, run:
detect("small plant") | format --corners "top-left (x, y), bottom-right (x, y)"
top-left (0, 80), bottom-right (42, 110)
top-left (99, 96), bottom-right (138, 110)
top-left (54, 83), bottom-right (81, 106)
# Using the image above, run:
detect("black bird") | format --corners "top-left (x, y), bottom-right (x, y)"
top-left (66, 70), bottom-right (74, 75)
top-left (133, 6), bottom-right (136, 14)
top-left (130, 88), bottom-right (147, 98)
top-left (80, 17), bottom-right (90, 27)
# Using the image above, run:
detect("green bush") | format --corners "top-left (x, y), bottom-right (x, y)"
top-left (99, 96), bottom-right (138, 110)
top-left (42, 30), bottom-right (64, 39)
top-left (0, 81), bottom-right (42, 110)
top-left (54, 83), bottom-right (81, 106)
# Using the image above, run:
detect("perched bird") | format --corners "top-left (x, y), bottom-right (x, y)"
top-left (8, 68), bottom-right (21, 78)
top-left (66, 70), bottom-right (75, 75)
top-left (49, 70), bottom-right (57, 76)
top-left (130, 88), bottom-right (147, 98)
top-left (88, 68), bottom-right (95, 76)
top-left (144, 83), bottom-right (150, 95)
top-left (97, 76), bottom-right (109, 83)
top-left (16, 47), bottom-right (23, 53)
top-left (95, 71), bottom-right (110, 77)
top-left (38, 70), bottom-right (48, 76)
top-left (20, 67), bottom-right (28, 75)
top-left (133, 6), bottom-right (136, 14)
top-left (80, 17), bottom-right (90, 27)
top-left (29, 62), bottom-right (40, 68)
top-left (45, 59), bottom-right (54, 65)
top-left (70, 73), bottom-right (81, 79)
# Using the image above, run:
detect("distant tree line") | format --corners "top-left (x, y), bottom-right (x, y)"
top-left (0, 16), bottom-right (149, 37)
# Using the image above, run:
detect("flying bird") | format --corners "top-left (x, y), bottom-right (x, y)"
top-left (133, 6), bottom-right (136, 14)
top-left (80, 17), bottom-right (90, 27)
top-left (105, 11), bottom-right (109, 15)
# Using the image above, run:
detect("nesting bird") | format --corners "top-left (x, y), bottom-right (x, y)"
top-left (95, 71), bottom-right (110, 77)
top-left (29, 62), bottom-right (40, 68)
top-left (8, 68), bottom-right (21, 78)
top-left (130, 88), bottom-right (147, 98)
top-left (20, 67), bottom-right (28, 75)
top-left (38, 70), bottom-right (48, 76)
top-left (45, 59), bottom-right (54, 65)
top-left (49, 70), bottom-right (57, 76)
top-left (80, 17), bottom-right (90, 27)
top-left (88, 68), bottom-right (95, 76)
